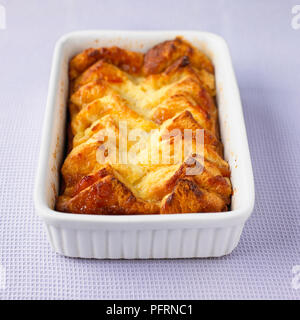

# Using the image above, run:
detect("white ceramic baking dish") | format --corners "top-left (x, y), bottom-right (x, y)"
top-left (34, 30), bottom-right (254, 259)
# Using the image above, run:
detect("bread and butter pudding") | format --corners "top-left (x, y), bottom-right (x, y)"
top-left (56, 37), bottom-right (232, 215)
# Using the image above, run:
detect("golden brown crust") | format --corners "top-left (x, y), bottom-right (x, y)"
top-left (161, 178), bottom-right (226, 214)
top-left (143, 37), bottom-right (214, 75)
top-left (56, 37), bottom-right (232, 215)
top-left (69, 46), bottom-right (144, 80)
top-left (57, 168), bottom-right (159, 215)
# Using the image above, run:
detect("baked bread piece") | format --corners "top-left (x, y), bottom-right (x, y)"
top-left (56, 37), bottom-right (232, 215)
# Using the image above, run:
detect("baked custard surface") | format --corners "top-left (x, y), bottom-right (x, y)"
top-left (56, 37), bottom-right (232, 215)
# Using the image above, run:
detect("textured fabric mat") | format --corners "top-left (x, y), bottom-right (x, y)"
top-left (0, 0), bottom-right (299, 299)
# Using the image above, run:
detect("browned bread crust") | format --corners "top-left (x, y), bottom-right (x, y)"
top-left (56, 37), bottom-right (232, 215)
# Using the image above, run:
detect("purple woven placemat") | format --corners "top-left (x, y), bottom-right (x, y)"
top-left (0, 0), bottom-right (299, 299)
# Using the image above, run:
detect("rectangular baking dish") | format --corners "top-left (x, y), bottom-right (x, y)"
top-left (34, 30), bottom-right (255, 259)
